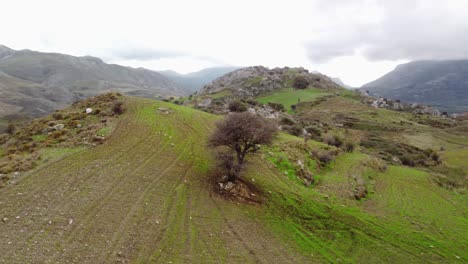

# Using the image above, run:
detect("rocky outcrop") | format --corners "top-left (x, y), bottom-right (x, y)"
top-left (360, 90), bottom-right (442, 117)
top-left (199, 66), bottom-right (341, 97)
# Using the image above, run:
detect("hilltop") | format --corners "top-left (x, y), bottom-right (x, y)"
top-left (362, 60), bottom-right (468, 113)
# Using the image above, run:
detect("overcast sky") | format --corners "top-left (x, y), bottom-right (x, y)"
top-left (1, 0), bottom-right (467, 87)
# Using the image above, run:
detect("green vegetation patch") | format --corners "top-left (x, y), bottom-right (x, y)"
top-left (257, 88), bottom-right (328, 113)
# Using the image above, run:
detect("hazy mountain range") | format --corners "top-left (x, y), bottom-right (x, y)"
top-left (0, 45), bottom-right (183, 118)
top-left (159, 66), bottom-right (240, 93)
top-left (362, 60), bottom-right (468, 113)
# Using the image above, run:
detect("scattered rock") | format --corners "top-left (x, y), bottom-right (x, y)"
top-left (157, 107), bottom-right (172, 114)
top-left (224, 181), bottom-right (235, 191)
top-left (353, 186), bottom-right (368, 200)
top-left (2, 217), bottom-right (8, 222)
top-left (92, 136), bottom-right (106, 143)
top-left (86, 108), bottom-right (93, 114)
top-left (53, 124), bottom-right (65, 131)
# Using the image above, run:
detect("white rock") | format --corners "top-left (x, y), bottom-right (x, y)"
top-left (86, 108), bottom-right (93, 114)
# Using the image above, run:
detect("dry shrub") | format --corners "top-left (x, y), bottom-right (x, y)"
top-left (322, 133), bottom-right (343, 147)
top-left (112, 101), bottom-right (125, 115)
top-left (228, 100), bottom-right (247, 112)
top-left (313, 150), bottom-right (337, 165)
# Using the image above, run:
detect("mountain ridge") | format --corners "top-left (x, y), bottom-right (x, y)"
top-left (0, 45), bottom-right (185, 118)
top-left (362, 59), bottom-right (468, 113)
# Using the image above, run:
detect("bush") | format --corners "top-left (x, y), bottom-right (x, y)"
top-left (228, 100), bottom-right (247, 112)
top-left (314, 150), bottom-right (336, 165)
top-left (282, 125), bottom-right (303, 136)
top-left (6, 123), bottom-right (16, 135)
top-left (344, 141), bottom-right (355, 152)
top-left (400, 155), bottom-right (415, 167)
top-left (280, 117), bottom-right (295, 126)
top-left (305, 126), bottom-right (322, 137)
top-left (52, 112), bottom-right (64, 120)
top-left (293, 76), bottom-right (309, 89)
top-left (267, 102), bottom-right (285, 112)
top-left (322, 133), bottom-right (343, 147)
top-left (112, 101), bottom-right (125, 115)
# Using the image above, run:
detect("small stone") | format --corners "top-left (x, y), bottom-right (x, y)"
top-left (68, 219), bottom-right (74, 225)
top-left (86, 108), bottom-right (93, 114)
top-left (2, 217), bottom-right (8, 222)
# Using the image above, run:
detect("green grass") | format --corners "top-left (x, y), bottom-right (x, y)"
top-left (442, 149), bottom-right (468, 174)
top-left (257, 88), bottom-right (328, 113)
top-left (32, 134), bottom-right (47, 143)
top-left (40, 146), bottom-right (87, 163)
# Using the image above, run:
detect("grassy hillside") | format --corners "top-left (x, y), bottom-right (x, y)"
top-left (0, 96), bottom-right (466, 263)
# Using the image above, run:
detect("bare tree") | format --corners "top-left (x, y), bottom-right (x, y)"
top-left (209, 112), bottom-right (278, 182)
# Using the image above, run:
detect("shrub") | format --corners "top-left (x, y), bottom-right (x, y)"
top-left (282, 124), bottom-right (303, 136)
top-left (305, 126), bottom-right (322, 138)
top-left (112, 101), bottom-right (125, 115)
top-left (228, 100), bottom-right (247, 112)
top-left (6, 123), bottom-right (16, 135)
top-left (344, 141), bottom-right (355, 152)
top-left (280, 117), bottom-right (295, 126)
top-left (314, 150), bottom-right (336, 165)
top-left (267, 102), bottom-right (285, 112)
top-left (293, 76), bottom-right (309, 89)
top-left (52, 112), bottom-right (64, 120)
top-left (322, 133), bottom-right (343, 147)
top-left (400, 155), bottom-right (415, 167)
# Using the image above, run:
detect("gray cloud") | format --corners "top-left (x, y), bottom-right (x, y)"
top-left (306, 0), bottom-right (468, 63)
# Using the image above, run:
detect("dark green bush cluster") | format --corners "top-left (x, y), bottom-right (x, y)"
top-left (228, 100), bottom-right (247, 112)
top-left (267, 102), bottom-right (285, 112)
top-left (292, 75), bottom-right (309, 89)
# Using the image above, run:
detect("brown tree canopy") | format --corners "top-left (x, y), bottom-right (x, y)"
top-left (209, 111), bottom-right (278, 181)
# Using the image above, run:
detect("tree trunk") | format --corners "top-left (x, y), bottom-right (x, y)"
top-left (230, 153), bottom-right (244, 182)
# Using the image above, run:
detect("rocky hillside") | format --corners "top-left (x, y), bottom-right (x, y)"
top-left (0, 45), bottom-right (184, 119)
top-left (199, 66), bottom-right (341, 97)
top-left (362, 60), bottom-right (468, 113)
top-left (159, 66), bottom-right (239, 93)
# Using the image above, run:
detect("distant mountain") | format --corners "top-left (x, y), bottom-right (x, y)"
top-left (362, 60), bottom-right (468, 113)
top-left (331, 77), bottom-right (353, 89)
top-left (0, 45), bottom-right (184, 118)
top-left (159, 66), bottom-right (239, 93)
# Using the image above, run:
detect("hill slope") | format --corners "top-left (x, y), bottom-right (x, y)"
top-left (0, 96), bottom-right (466, 263)
top-left (362, 60), bottom-right (468, 113)
top-left (0, 45), bottom-right (184, 119)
